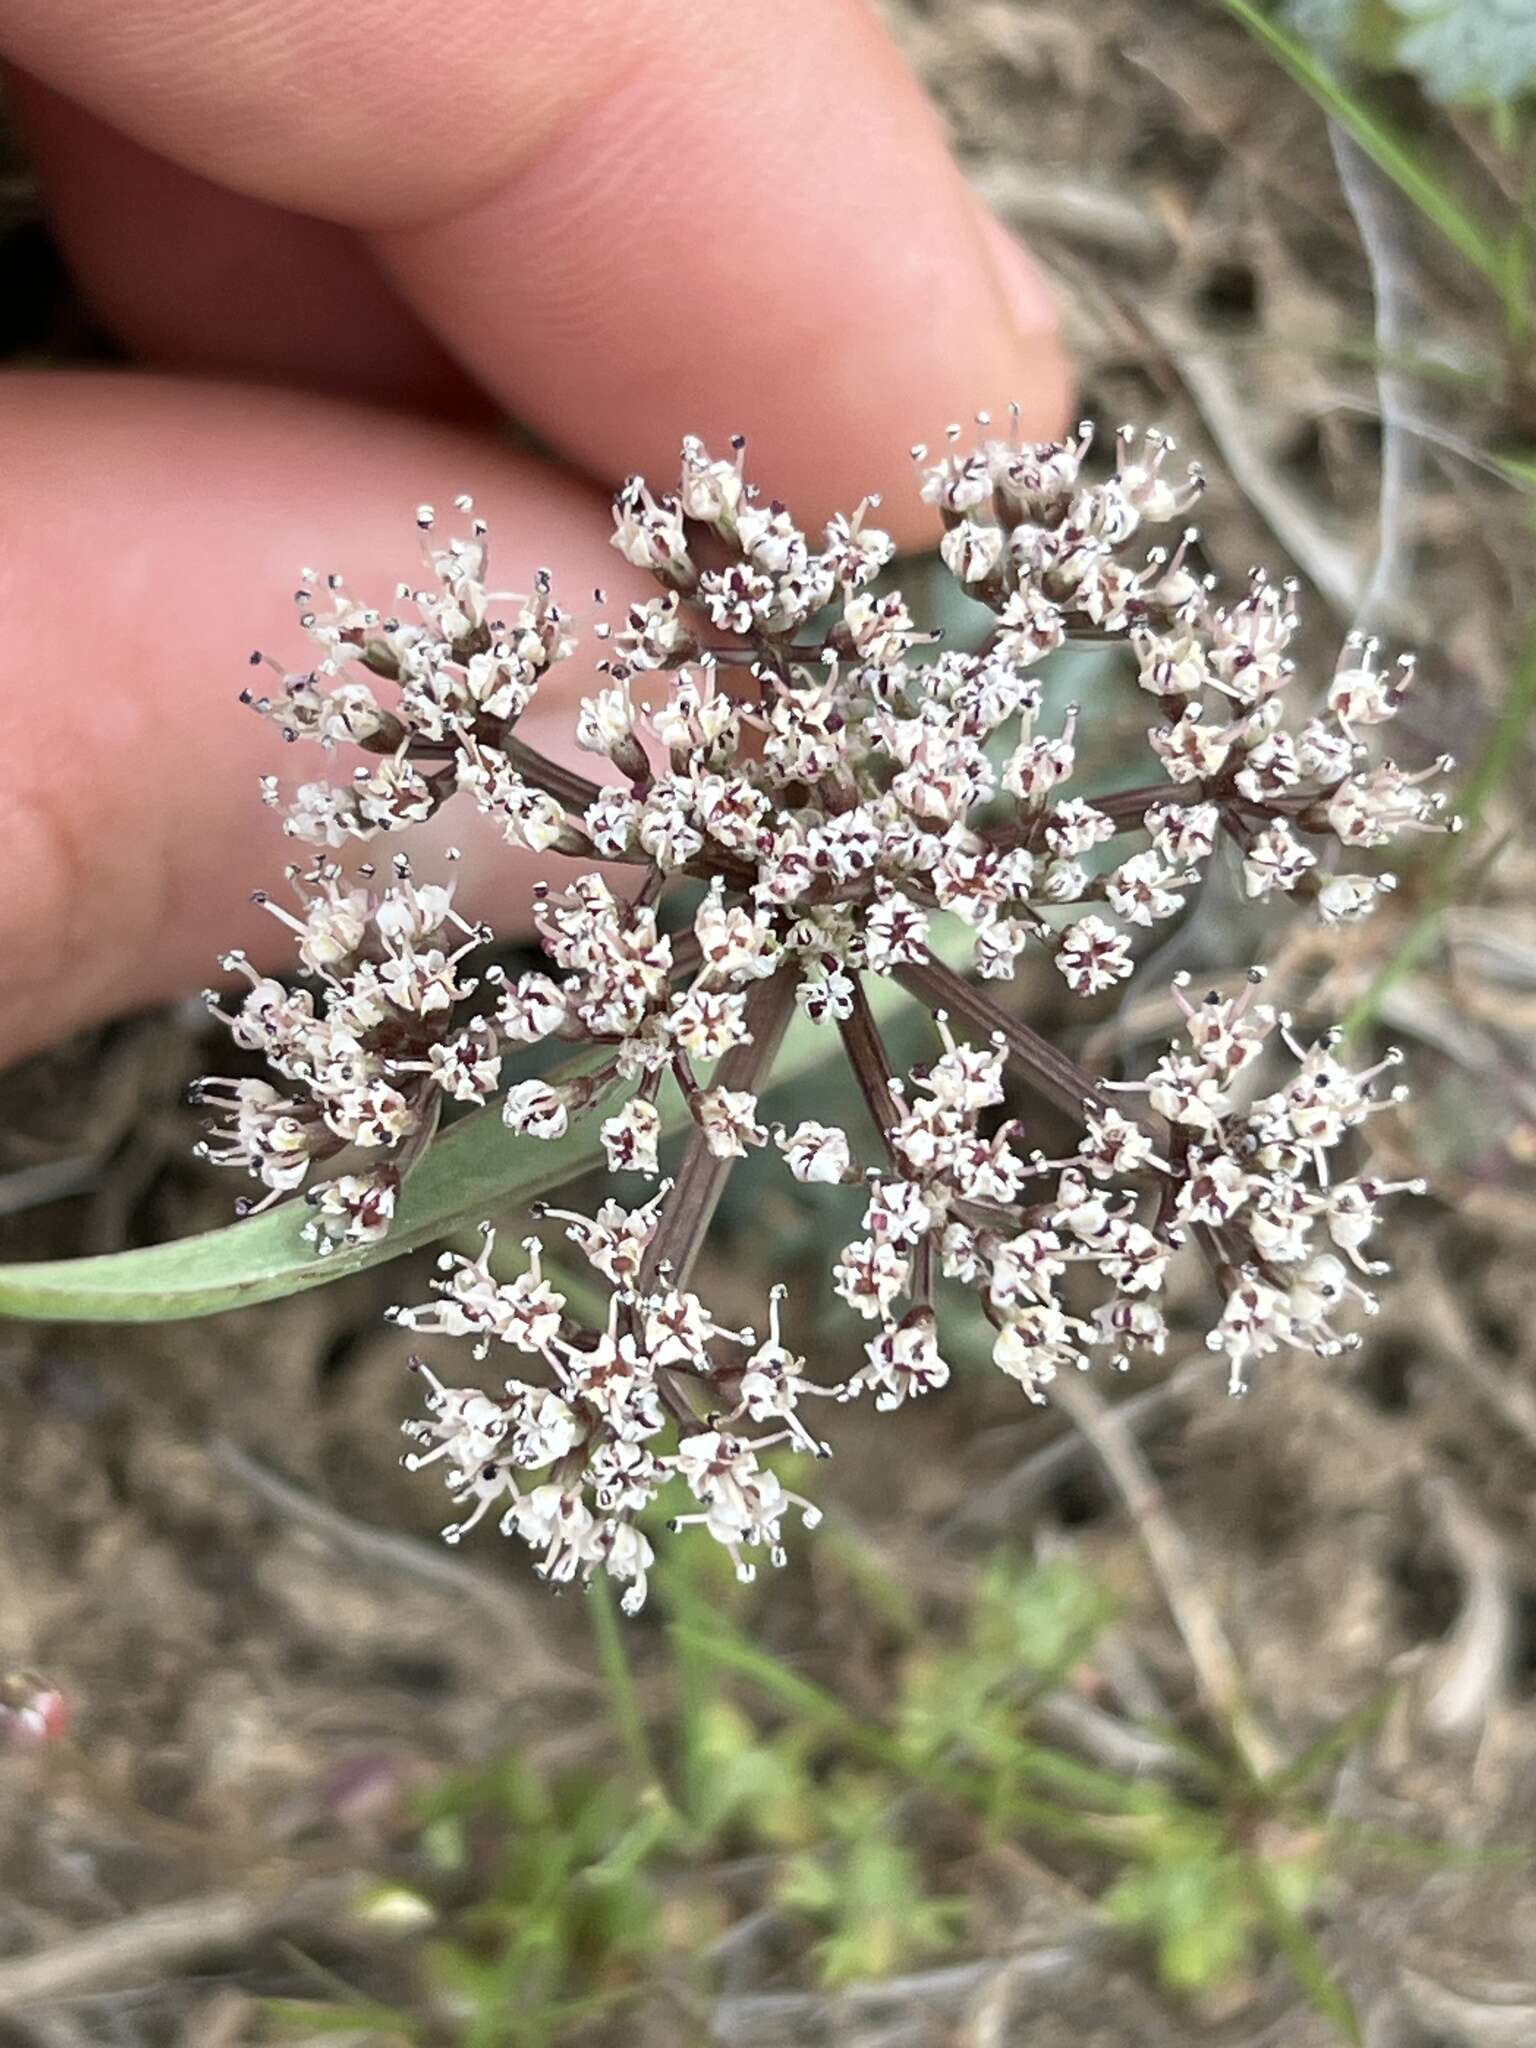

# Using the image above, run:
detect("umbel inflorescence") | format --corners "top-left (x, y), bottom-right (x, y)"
top-left (197, 417), bottom-right (1446, 1610)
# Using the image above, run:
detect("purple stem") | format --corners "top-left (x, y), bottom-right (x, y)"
top-left (894, 949), bottom-right (1117, 1124)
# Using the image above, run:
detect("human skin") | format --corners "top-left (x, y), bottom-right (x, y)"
top-left (0, 0), bottom-right (1070, 1063)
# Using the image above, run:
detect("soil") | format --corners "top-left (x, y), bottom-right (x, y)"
top-left (2, 3), bottom-right (1535, 2043)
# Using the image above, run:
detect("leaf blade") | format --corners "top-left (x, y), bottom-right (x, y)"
top-left (0, 1088), bottom-right (645, 1323)
top-left (0, 957), bottom-right (946, 1325)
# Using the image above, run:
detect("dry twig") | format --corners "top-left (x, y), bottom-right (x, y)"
top-left (1045, 1369), bottom-right (1281, 1778)
top-left (942, 1358), bottom-right (1211, 1541)
top-left (1418, 1475), bottom-right (1515, 1743)
top-left (1134, 298), bottom-right (1368, 619)
top-left (0, 1883), bottom-right (351, 2013)
top-left (1406, 1276), bottom-right (1536, 1462)
top-left (213, 1437), bottom-right (590, 1695)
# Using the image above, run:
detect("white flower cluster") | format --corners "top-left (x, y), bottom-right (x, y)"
top-left (395, 980), bottom-right (1421, 1594)
top-left (200, 418), bottom-right (1448, 1602)
top-left (193, 859), bottom-right (497, 1247)
top-left (390, 1210), bottom-right (827, 1609)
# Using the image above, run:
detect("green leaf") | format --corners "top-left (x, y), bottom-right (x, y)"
top-left (682, 1697), bottom-right (815, 1845)
top-left (970, 1553), bottom-right (1113, 1679)
top-left (1102, 1845), bottom-right (1254, 1992)
top-left (0, 929), bottom-right (972, 1325)
top-left (0, 1069), bottom-right (650, 1324)
top-left (1246, 1855), bottom-right (1361, 2043)
top-left (0, 955), bottom-right (939, 1325)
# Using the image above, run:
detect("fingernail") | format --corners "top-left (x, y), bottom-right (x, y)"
top-left (974, 204), bottom-right (1059, 339)
top-left (970, 201), bottom-right (1073, 434)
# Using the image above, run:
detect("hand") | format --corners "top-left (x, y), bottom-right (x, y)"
top-left (0, 0), bottom-right (1068, 1063)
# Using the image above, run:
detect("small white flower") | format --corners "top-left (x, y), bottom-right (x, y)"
top-left (940, 519), bottom-right (1007, 585)
top-left (303, 1169), bottom-right (399, 1249)
top-left (1056, 916), bottom-right (1134, 996)
top-left (778, 1121), bottom-right (853, 1185)
top-left (1328, 637), bottom-right (1408, 732)
top-left (695, 1088), bottom-right (769, 1158)
top-left (1077, 1107), bottom-right (1157, 1179)
top-left (853, 1315), bottom-right (949, 1411)
top-left (832, 1237), bottom-right (910, 1320)
top-left (1317, 872), bottom-right (1396, 923)
top-left (1043, 797), bottom-right (1115, 859)
top-left (1106, 851), bottom-right (1186, 927)
top-left (1243, 820), bottom-right (1316, 898)
top-left (1147, 801), bottom-right (1219, 868)
top-left (611, 476), bottom-right (691, 578)
top-left (1328, 760), bottom-right (1452, 848)
top-left (503, 1080), bottom-right (570, 1141)
top-left (496, 972), bottom-right (567, 1044)
top-left (993, 1305), bottom-right (1084, 1402)
top-left (863, 1178), bottom-right (936, 1246)
top-left (678, 436), bottom-right (746, 526)
top-left (1145, 1053), bottom-right (1230, 1131)
top-left (576, 681), bottom-right (636, 755)
top-left (1149, 709), bottom-right (1234, 783)
top-left (601, 1097), bottom-right (662, 1176)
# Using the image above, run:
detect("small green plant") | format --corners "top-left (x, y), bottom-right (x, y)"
top-left (666, 1543), bottom-right (1367, 2034)
top-left (776, 1775), bottom-right (966, 1988)
top-left (413, 1759), bottom-right (669, 2048)
top-left (261, 1753), bottom-right (678, 2048)
top-left (250, 1538), bottom-right (1523, 2044)
top-left (1101, 1816), bottom-right (1323, 1998)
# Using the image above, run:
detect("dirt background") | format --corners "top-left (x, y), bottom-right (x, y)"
top-left (2, 2), bottom-right (1535, 2043)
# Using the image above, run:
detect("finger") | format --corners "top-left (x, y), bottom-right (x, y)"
top-left (1, 0), bottom-right (1070, 547)
top-left (0, 371), bottom-right (650, 1066)
top-left (6, 71), bottom-right (487, 417)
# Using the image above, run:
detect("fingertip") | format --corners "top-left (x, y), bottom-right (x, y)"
top-left (373, 0), bottom-right (1074, 553)
top-left (8, 70), bottom-right (489, 419)
top-left (0, 373), bottom-right (643, 1064)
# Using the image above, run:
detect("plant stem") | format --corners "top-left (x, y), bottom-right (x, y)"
top-left (894, 950), bottom-right (1117, 1123)
top-left (502, 737), bottom-right (607, 814)
top-left (588, 1574), bottom-right (665, 1796)
top-left (1047, 1369), bottom-right (1281, 1782)
top-left (641, 967), bottom-right (800, 1292)
top-left (836, 978), bottom-right (903, 1154)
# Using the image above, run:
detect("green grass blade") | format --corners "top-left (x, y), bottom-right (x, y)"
top-left (670, 1619), bottom-right (1149, 1850)
top-left (1246, 1861), bottom-right (1363, 2044)
top-left (670, 1621), bottom-right (888, 1759)
top-left (1495, 449), bottom-right (1536, 492)
top-left (588, 1575), bottom-right (667, 1800)
top-left (1258, 1690), bottom-right (1392, 1804)
top-left (1215, 0), bottom-right (1505, 289)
